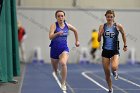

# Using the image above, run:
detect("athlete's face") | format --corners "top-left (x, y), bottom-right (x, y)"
top-left (56, 12), bottom-right (65, 23)
top-left (105, 14), bottom-right (114, 23)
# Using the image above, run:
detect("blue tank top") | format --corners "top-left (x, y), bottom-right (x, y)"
top-left (102, 23), bottom-right (119, 50)
top-left (49, 22), bottom-right (69, 48)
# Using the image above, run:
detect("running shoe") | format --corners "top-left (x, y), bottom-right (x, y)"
top-left (61, 83), bottom-right (67, 91)
top-left (112, 71), bottom-right (118, 80)
top-left (108, 88), bottom-right (113, 93)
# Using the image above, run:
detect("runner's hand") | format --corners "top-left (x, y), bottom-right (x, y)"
top-left (75, 41), bottom-right (80, 47)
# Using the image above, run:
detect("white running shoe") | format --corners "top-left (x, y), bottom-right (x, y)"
top-left (61, 83), bottom-right (67, 91)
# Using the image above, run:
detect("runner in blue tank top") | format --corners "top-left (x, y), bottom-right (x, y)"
top-left (49, 10), bottom-right (80, 91)
top-left (98, 10), bottom-right (127, 93)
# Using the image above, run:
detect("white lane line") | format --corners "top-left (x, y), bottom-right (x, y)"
top-left (52, 72), bottom-right (67, 93)
top-left (81, 71), bottom-right (108, 91)
top-left (65, 82), bottom-right (75, 93)
top-left (18, 63), bottom-right (27, 93)
top-left (119, 76), bottom-right (140, 88)
top-left (121, 72), bottom-right (140, 80)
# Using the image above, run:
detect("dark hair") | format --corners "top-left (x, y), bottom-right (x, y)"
top-left (105, 10), bottom-right (115, 17)
top-left (92, 29), bottom-right (97, 32)
top-left (55, 10), bottom-right (65, 18)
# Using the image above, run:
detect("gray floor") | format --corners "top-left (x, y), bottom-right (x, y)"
top-left (0, 62), bottom-right (25, 93)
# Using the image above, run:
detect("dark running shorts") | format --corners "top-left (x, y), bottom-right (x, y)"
top-left (102, 49), bottom-right (119, 58)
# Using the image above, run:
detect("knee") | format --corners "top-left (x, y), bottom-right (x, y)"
top-left (105, 71), bottom-right (111, 80)
top-left (112, 65), bottom-right (118, 71)
top-left (60, 61), bottom-right (67, 66)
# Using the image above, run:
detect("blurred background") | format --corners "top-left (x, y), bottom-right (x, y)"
top-left (1, 0), bottom-right (140, 93)
top-left (16, 0), bottom-right (140, 64)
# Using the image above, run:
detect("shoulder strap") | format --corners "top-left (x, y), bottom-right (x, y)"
top-left (113, 22), bottom-right (119, 31)
top-left (114, 22), bottom-right (117, 26)
top-left (103, 23), bottom-right (106, 32)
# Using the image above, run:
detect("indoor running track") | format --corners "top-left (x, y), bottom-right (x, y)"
top-left (20, 62), bottom-right (140, 93)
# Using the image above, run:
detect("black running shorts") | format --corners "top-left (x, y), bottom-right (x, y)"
top-left (102, 49), bottom-right (119, 58)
